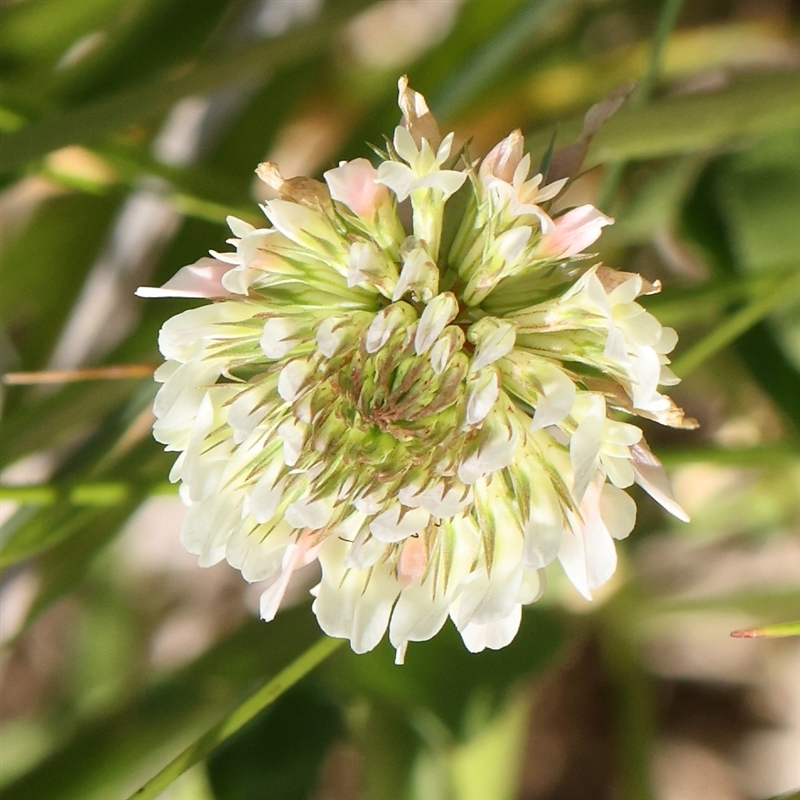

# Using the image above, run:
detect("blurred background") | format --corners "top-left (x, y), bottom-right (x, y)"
top-left (0, 0), bottom-right (798, 798)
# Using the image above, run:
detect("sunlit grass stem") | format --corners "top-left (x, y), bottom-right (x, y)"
top-left (127, 636), bottom-right (344, 800)
top-left (671, 271), bottom-right (800, 378)
top-left (597, 0), bottom-right (684, 211)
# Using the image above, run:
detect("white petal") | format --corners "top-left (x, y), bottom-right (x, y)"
top-left (353, 488), bottom-right (388, 515)
top-left (365, 303), bottom-right (414, 354)
top-left (227, 215), bottom-right (255, 238)
top-left (390, 585), bottom-right (450, 654)
top-left (313, 540), bottom-right (399, 653)
top-left (342, 523), bottom-right (385, 569)
top-left (428, 326), bottom-right (464, 375)
top-left (397, 482), bottom-right (425, 508)
top-left (158, 301), bottom-right (256, 362)
top-left (285, 493), bottom-right (334, 530)
top-left (153, 361), bottom-right (220, 428)
top-left (375, 160), bottom-right (416, 201)
top-left (261, 317), bottom-right (303, 359)
top-left (348, 239), bottom-right (384, 288)
top-left (602, 454), bottom-right (633, 488)
top-left (369, 504), bottom-right (429, 543)
top-left (180, 492), bottom-right (241, 568)
top-left (392, 242), bottom-right (438, 302)
top-left (465, 368), bottom-right (500, 426)
top-left (220, 265), bottom-right (252, 295)
top-left (418, 483), bottom-right (472, 518)
top-left (277, 418), bottom-right (306, 467)
top-left (522, 485), bottom-right (564, 570)
top-left (656, 326), bottom-right (679, 355)
top-left (659, 365), bottom-right (680, 386)
top-left (348, 578), bottom-right (400, 653)
top-left (630, 345), bottom-right (662, 409)
top-left (457, 415), bottom-right (518, 485)
top-left (570, 398), bottom-right (605, 501)
top-left (607, 276), bottom-right (641, 305)
top-left (451, 516), bottom-right (523, 628)
top-left (494, 226), bottom-right (531, 264)
top-left (316, 317), bottom-right (347, 359)
top-left (604, 325), bottom-right (628, 365)
top-left (459, 605), bottom-right (522, 653)
top-left (558, 481), bottom-right (618, 599)
top-left (135, 257), bottom-right (235, 299)
top-left (414, 292), bottom-right (459, 355)
top-left (630, 441), bottom-right (689, 522)
top-left (600, 484), bottom-right (637, 540)
top-left (250, 462), bottom-right (287, 523)
top-left (365, 309), bottom-right (393, 353)
top-left (415, 169), bottom-right (467, 200)
top-left (323, 158), bottom-right (385, 218)
top-left (227, 390), bottom-right (267, 445)
top-left (392, 125), bottom-right (419, 165)
top-left (226, 521), bottom-right (290, 583)
top-left (178, 393), bottom-right (228, 499)
top-left (530, 362), bottom-right (575, 430)
top-left (619, 306), bottom-right (662, 347)
top-left (604, 420), bottom-right (643, 447)
top-left (263, 197), bottom-right (335, 247)
top-left (517, 569), bottom-right (545, 605)
top-left (533, 176), bottom-right (567, 203)
top-left (277, 358), bottom-right (313, 403)
top-left (470, 321), bottom-right (516, 372)
top-left (435, 131), bottom-right (455, 162)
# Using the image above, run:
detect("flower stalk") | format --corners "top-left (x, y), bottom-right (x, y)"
top-left (127, 635), bottom-right (343, 800)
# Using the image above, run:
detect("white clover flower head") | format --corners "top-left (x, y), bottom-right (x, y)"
top-left (138, 77), bottom-right (695, 664)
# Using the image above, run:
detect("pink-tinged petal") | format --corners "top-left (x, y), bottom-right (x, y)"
top-left (538, 205), bottom-right (613, 258)
top-left (630, 440), bottom-right (690, 522)
top-left (324, 158), bottom-right (389, 219)
top-left (397, 74), bottom-right (440, 147)
top-left (396, 535), bottom-right (429, 586)
top-left (136, 257), bottom-right (237, 299)
top-left (259, 531), bottom-right (321, 621)
top-left (480, 129), bottom-right (524, 183)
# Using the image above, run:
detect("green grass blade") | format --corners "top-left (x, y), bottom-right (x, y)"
top-left (597, 0), bottom-right (684, 209)
top-left (731, 620), bottom-right (800, 638)
top-left (0, 480), bottom-right (173, 508)
top-left (127, 635), bottom-right (344, 800)
top-left (0, 611), bottom-right (322, 800)
top-left (524, 71), bottom-right (800, 167)
top-left (0, 0), bottom-right (371, 172)
top-left (431, 0), bottom-right (571, 120)
top-left (672, 270), bottom-right (800, 378)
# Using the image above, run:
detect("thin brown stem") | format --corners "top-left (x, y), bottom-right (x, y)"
top-left (2, 364), bottom-right (156, 385)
